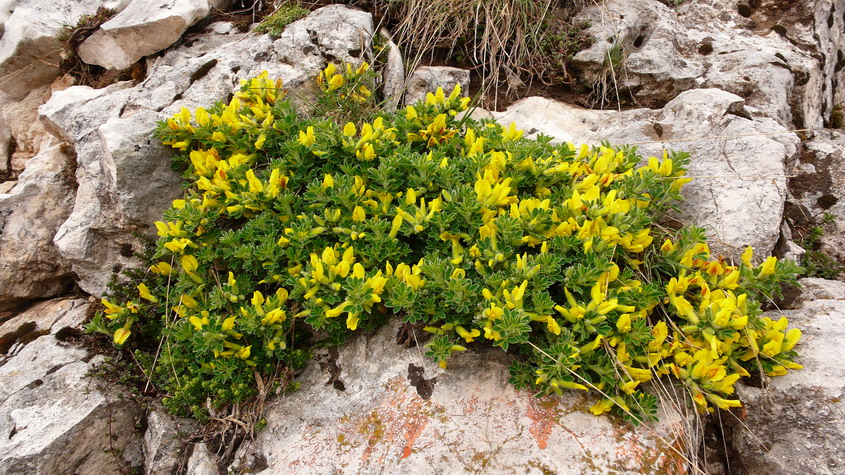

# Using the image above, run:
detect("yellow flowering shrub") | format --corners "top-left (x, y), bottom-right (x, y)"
top-left (87, 65), bottom-right (803, 422)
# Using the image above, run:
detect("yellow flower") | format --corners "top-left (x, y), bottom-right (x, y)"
top-left (113, 327), bottom-right (131, 345)
top-left (343, 122), bottom-right (356, 137)
top-left (137, 283), bottom-right (158, 303)
top-left (254, 133), bottom-right (266, 150)
top-left (456, 326), bottom-right (480, 343)
top-left (101, 298), bottom-right (124, 319)
top-left (741, 246), bottom-right (753, 268)
top-left (236, 345), bottom-right (251, 359)
top-left (757, 256), bottom-right (778, 278)
top-left (352, 206), bottom-right (366, 222)
top-left (298, 126), bottom-right (316, 146)
top-left (346, 312), bottom-right (360, 330)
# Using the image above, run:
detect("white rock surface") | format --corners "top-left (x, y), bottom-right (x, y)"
top-left (493, 89), bottom-right (798, 258)
top-left (187, 443), bottom-right (220, 475)
top-left (404, 66), bottom-right (470, 106)
top-left (0, 334), bottom-right (143, 474)
top-left (0, 143), bottom-right (76, 308)
top-left (0, 298), bottom-right (88, 349)
top-left (78, 0), bottom-right (211, 71)
top-left (379, 32), bottom-right (404, 111)
top-left (572, 0), bottom-right (842, 130)
top-left (0, 0), bottom-right (130, 99)
top-left (1, 80), bottom-right (67, 176)
top-left (144, 405), bottom-right (200, 475)
top-left (230, 320), bottom-right (689, 474)
top-left (731, 281), bottom-right (845, 474)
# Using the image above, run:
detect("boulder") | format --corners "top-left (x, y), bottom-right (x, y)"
top-left (0, 334), bottom-right (143, 474)
top-left (492, 88), bottom-right (798, 258)
top-left (729, 279), bottom-right (845, 474)
top-left (787, 130), bottom-right (845, 231)
top-left (144, 404), bottom-right (200, 475)
top-left (404, 66), bottom-right (470, 106)
top-left (0, 0), bottom-right (130, 99)
top-left (230, 320), bottom-right (689, 473)
top-left (78, 0), bottom-right (212, 71)
top-left (40, 82), bottom-right (141, 296)
top-left (41, 4), bottom-right (375, 296)
top-left (0, 143), bottom-right (76, 309)
top-left (1, 79), bottom-right (67, 177)
top-left (572, 0), bottom-right (837, 130)
top-left (571, 0), bottom-right (704, 107)
top-left (0, 298), bottom-right (88, 353)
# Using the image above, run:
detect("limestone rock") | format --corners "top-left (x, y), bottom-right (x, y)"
top-left (730, 284), bottom-right (845, 474)
top-left (78, 0), bottom-right (211, 71)
top-left (0, 0), bottom-right (129, 99)
top-left (40, 82), bottom-right (141, 296)
top-left (0, 298), bottom-right (88, 352)
top-left (0, 144), bottom-right (76, 309)
top-left (404, 66), bottom-right (470, 106)
top-left (144, 404), bottom-right (200, 475)
top-left (99, 111), bottom-right (184, 227)
top-left (379, 31), bottom-right (404, 111)
top-left (0, 334), bottom-right (143, 474)
top-left (187, 443), bottom-right (220, 475)
top-left (572, 0), bottom-right (704, 107)
top-left (1, 81), bottom-right (63, 177)
top-left (0, 91), bottom-right (11, 178)
top-left (798, 277), bottom-right (845, 300)
top-left (231, 320), bottom-right (689, 474)
top-left (493, 89), bottom-right (798, 258)
top-left (572, 0), bottom-right (838, 130)
top-left (787, 130), bottom-right (845, 231)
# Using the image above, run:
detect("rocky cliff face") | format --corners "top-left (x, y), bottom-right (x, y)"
top-left (0, 1), bottom-right (843, 473)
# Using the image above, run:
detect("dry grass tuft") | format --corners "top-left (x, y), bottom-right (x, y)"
top-left (370, 0), bottom-right (591, 107)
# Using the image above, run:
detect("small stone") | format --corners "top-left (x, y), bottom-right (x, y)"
top-left (403, 66), bottom-right (470, 106)
top-left (187, 443), bottom-right (220, 475)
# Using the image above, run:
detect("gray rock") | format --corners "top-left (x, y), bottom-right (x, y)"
top-left (230, 320), bottom-right (689, 474)
top-left (787, 130), bottom-right (845, 231)
top-left (187, 443), bottom-right (220, 475)
top-left (144, 404), bottom-right (200, 475)
top-left (78, 0), bottom-right (211, 70)
top-left (208, 0), bottom-right (234, 9)
top-left (798, 277), bottom-right (845, 300)
top-left (572, 0), bottom-right (836, 130)
top-left (99, 111), bottom-right (184, 228)
top-left (0, 92), bottom-right (11, 178)
top-left (0, 298), bottom-right (88, 348)
top-left (0, 334), bottom-right (143, 474)
top-left (780, 240), bottom-right (807, 264)
top-left (731, 286), bottom-right (845, 474)
top-left (0, 0), bottom-right (130, 99)
top-left (492, 89), bottom-right (798, 258)
top-left (404, 66), bottom-right (470, 106)
top-left (0, 143), bottom-right (75, 309)
top-left (40, 82), bottom-right (141, 296)
top-left (1, 80), bottom-right (66, 177)
top-left (572, 0), bottom-right (704, 107)
top-left (378, 29), bottom-right (404, 111)
top-left (206, 21), bottom-right (237, 35)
